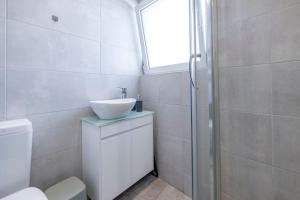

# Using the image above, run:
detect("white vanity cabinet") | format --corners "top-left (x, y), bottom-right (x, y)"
top-left (82, 111), bottom-right (154, 200)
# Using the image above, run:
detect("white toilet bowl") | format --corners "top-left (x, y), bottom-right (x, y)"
top-left (0, 119), bottom-right (86, 200)
top-left (1, 188), bottom-right (47, 200)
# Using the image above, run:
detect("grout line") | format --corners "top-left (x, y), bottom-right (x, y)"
top-left (222, 148), bottom-right (300, 177)
top-left (218, 1), bottom-right (300, 34)
top-left (219, 11), bottom-right (271, 33)
top-left (99, 0), bottom-right (102, 74)
top-left (31, 144), bottom-right (80, 161)
top-left (222, 148), bottom-right (272, 166)
top-left (6, 67), bottom-right (141, 77)
top-left (7, 106), bottom-right (91, 120)
top-left (6, 18), bottom-right (101, 43)
top-left (220, 107), bottom-right (300, 121)
top-left (100, 40), bottom-right (138, 52)
top-left (7, 18), bottom-right (138, 53)
top-left (219, 108), bottom-right (272, 117)
top-left (219, 59), bottom-right (300, 68)
top-left (271, 62), bottom-right (274, 168)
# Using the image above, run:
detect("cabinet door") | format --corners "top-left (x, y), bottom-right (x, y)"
top-left (101, 132), bottom-right (131, 200)
top-left (131, 124), bottom-right (154, 182)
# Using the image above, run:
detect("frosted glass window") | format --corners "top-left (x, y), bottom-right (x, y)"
top-left (139, 0), bottom-right (189, 69)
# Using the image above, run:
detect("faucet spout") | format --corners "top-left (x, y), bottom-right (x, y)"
top-left (118, 87), bottom-right (127, 99)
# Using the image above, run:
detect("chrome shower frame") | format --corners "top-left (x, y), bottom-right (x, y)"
top-left (189, 0), bottom-right (220, 199)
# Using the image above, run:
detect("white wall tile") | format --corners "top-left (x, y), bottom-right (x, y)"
top-left (7, 20), bottom-right (56, 70)
top-left (181, 72), bottom-right (191, 106)
top-left (27, 108), bottom-right (92, 159)
top-left (218, 0), bottom-right (272, 31)
top-left (140, 74), bottom-right (160, 103)
top-left (183, 174), bottom-right (192, 197)
top-left (272, 61), bottom-right (300, 117)
top-left (55, 33), bottom-right (100, 73)
top-left (271, 0), bottom-right (300, 12)
top-left (7, 0), bottom-right (100, 40)
top-left (85, 74), bottom-right (139, 101)
top-left (221, 152), bottom-right (274, 200)
top-left (6, 70), bottom-right (88, 117)
top-left (156, 161), bottom-right (184, 192)
top-left (141, 72), bottom-right (190, 106)
top-left (32, 124), bottom-right (80, 159)
top-left (157, 73), bottom-right (185, 106)
top-left (272, 167), bottom-right (300, 199)
top-left (140, 72), bottom-right (192, 196)
top-left (183, 140), bottom-right (191, 175)
top-left (218, 1), bottom-right (300, 200)
top-left (101, 8), bottom-right (137, 51)
top-left (270, 4), bottom-right (300, 62)
top-left (101, 43), bottom-right (140, 75)
top-left (219, 65), bottom-right (272, 114)
top-left (3, 0), bottom-right (140, 190)
top-left (101, 0), bottom-right (133, 18)
top-left (273, 116), bottom-right (300, 173)
top-left (120, 75), bottom-right (140, 98)
top-left (221, 110), bottom-right (272, 164)
top-left (156, 134), bottom-right (184, 170)
top-left (27, 107), bottom-right (92, 136)
top-left (27, 108), bottom-right (91, 160)
top-left (7, 20), bottom-right (100, 73)
top-left (31, 147), bottom-right (82, 190)
top-left (157, 104), bottom-right (186, 139)
top-left (100, 0), bottom-right (140, 76)
top-left (218, 15), bottom-right (270, 67)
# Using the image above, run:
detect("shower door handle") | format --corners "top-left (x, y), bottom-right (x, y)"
top-left (189, 53), bottom-right (201, 88)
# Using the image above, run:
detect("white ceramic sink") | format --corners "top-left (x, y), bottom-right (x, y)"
top-left (90, 98), bottom-right (136, 119)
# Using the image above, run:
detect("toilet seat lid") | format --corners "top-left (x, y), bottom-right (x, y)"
top-left (1, 187), bottom-right (48, 200)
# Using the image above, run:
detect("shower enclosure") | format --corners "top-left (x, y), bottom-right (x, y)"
top-left (189, 0), bottom-right (220, 199)
top-left (191, 0), bottom-right (300, 199)
top-left (136, 0), bottom-right (220, 199)
top-left (138, 0), bottom-right (300, 199)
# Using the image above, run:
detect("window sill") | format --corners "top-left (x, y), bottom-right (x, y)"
top-left (143, 63), bottom-right (188, 75)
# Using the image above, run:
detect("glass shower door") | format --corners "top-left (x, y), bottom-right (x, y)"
top-left (189, 0), bottom-right (220, 199)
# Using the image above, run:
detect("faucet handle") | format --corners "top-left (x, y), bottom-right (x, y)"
top-left (117, 87), bottom-right (127, 99)
top-left (117, 87), bottom-right (127, 92)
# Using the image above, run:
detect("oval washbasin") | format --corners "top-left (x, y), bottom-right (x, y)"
top-left (90, 98), bottom-right (136, 119)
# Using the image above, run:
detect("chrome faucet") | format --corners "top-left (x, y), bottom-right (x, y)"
top-left (118, 87), bottom-right (127, 99)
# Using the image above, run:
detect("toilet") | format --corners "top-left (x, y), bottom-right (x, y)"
top-left (0, 119), bottom-right (86, 200)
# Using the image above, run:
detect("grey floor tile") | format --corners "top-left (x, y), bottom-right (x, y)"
top-left (116, 175), bottom-right (191, 200)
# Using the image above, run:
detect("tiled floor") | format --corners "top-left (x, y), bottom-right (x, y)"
top-left (115, 174), bottom-right (192, 200)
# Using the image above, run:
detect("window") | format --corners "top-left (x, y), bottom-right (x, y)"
top-left (136, 0), bottom-right (190, 73)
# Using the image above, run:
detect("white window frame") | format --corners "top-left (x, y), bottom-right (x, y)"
top-left (135, 0), bottom-right (189, 74)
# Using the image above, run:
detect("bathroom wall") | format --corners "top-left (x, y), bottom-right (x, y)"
top-left (218, 0), bottom-right (300, 199)
top-left (134, 0), bottom-right (192, 196)
top-left (0, 0), bottom-right (141, 190)
top-left (140, 71), bottom-right (192, 196)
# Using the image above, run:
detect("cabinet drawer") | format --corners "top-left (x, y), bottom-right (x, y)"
top-left (100, 115), bottom-right (153, 139)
